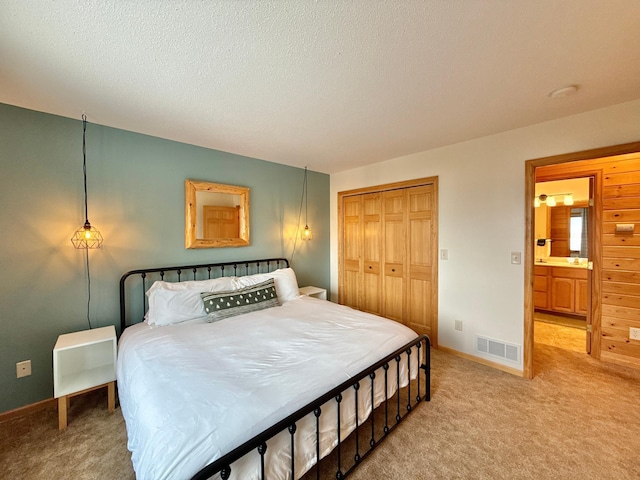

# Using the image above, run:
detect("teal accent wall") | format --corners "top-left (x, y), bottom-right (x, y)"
top-left (0, 103), bottom-right (330, 413)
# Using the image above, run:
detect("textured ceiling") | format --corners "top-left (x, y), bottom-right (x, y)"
top-left (1, 1), bottom-right (640, 174)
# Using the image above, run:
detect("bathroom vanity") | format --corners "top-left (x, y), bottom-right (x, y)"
top-left (534, 261), bottom-right (588, 315)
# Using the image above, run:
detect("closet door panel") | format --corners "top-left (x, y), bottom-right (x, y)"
top-left (341, 196), bottom-right (363, 309)
top-left (408, 279), bottom-right (433, 334)
top-left (383, 276), bottom-right (404, 322)
top-left (362, 194), bottom-right (381, 314)
top-left (406, 185), bottom-right (437, 338)
top-left (383, 189), bottom-right (406, 322)
top-left (343, 262), bottom-right (361, 309)
top-left (383, 222), bottom-right (405, 322)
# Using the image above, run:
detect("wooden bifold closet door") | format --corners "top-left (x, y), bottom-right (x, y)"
top-left (338, 178), bottom-right (438, 346)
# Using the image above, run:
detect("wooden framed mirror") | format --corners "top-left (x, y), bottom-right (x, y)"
top-left (185, 179), bottom-right (250, 248)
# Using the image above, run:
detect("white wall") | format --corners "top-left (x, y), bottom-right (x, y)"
top-left (330, 99), bottom-right (640, 371)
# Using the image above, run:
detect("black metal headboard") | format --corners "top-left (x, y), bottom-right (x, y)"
top-left (119, 258), bottom-right (289, 335)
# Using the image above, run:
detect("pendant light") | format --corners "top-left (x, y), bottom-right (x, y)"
top-left (71, 114), bottom-right (103, 249)
top-left (300, 166), bottom-right (313, 241)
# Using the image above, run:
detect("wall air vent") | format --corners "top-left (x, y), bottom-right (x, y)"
top-left (476, 335), bottom-right (520, 363)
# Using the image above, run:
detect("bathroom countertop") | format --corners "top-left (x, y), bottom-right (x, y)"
top-left (534, 260), bottom-right (588, 269)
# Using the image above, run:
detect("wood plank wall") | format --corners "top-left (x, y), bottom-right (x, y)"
top-left (538, 152), bottom-right (640, 368)
top-left (600, 155), bottom-right (640, 367)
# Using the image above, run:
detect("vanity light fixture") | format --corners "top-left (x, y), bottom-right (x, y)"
top-left (534, 192), bottom-right (573, 208)
top-left (71, 114), bottom-right (103, 249)
top-left (300, 166), bottom-right (313, 241)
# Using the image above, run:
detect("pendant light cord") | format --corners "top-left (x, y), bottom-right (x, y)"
top-left (82, 113), bottom-right (89, 224)
top-left (85, 248), bottom-right (93, 329)
top-left (290, 167), bottom-right (307, 264)
top-left (304, 167), bottom-right (308, 228)
top-left (82, 113), bottom-right (93, 329)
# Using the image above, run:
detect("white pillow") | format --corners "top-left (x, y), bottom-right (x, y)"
top-left (234, 268), bottom-right (300, 304)
top-left (146, 276), bottom-right (238, 295)
top-left (146, 276), bottom-right (238, 326)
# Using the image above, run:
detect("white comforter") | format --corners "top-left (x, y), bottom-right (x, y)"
top-left (117, 296), bottom-right (419, 480)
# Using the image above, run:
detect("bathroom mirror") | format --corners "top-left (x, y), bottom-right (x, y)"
top-left (549, 205), bottom-right (588, 258)
top-left (535, 177), bottom-right (590, 259)
top-left (185, 179), bottom-right (250, 248)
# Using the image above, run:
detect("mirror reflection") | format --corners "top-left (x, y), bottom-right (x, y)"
top-left (196, 191), bottom-right (242, 239)
top-left (549, 206), bottom-right (588, 257)
top-left (185, 180), bottom-right (250, 249)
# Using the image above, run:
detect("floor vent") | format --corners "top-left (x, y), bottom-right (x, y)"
top-left (476, 335), bottom-right (520, 363)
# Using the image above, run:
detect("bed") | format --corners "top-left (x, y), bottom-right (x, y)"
top-left (118, 258), bottom-right (430, 480)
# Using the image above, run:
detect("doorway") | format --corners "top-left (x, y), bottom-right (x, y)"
top-left (533, 177), bottom-right (592, 354)
top-left (523, 141), bottom-right (640, 379)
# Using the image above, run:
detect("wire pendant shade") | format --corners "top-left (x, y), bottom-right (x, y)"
top-left (71, 220), bottom-right (103, 249)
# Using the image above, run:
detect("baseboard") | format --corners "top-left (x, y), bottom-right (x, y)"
top-left (439, 346), bottom-right (524, 377)
top-left (0, 397), bottom-right (56, 423)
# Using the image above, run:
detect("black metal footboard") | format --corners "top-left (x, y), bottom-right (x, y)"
top-left (191, 334), bottom-right (431, 480)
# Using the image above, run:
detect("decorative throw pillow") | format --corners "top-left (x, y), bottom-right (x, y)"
top-left (200, 278), bottom-right (280, 322)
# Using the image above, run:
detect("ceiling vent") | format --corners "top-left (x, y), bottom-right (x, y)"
top-left (476, 335), bottom-right (520, 363)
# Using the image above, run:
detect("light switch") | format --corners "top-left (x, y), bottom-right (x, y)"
top-left (440, 249), bottom-right (448, 260)
top-left (511, 251), bottom-right (522, 265)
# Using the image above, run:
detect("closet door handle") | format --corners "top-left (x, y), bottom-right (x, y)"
top-left (392, 268), bottom-right (395, 272)
top-left (368, 265), bottom-right (372, 269)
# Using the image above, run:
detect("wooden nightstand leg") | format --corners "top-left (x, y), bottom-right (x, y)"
top-left (107, 381), bottom-right (115, 412)
top-left (58, 396), bottom-right (68, 430)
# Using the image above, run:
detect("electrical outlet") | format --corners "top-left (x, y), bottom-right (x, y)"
top-left (511, 251), bottom-right (522, 265)
top-left (630, 327), bottom-right (640, 341)
top-left (455, 320), bottom-right (463, 332)
top-left (16, 360), bottom-right (31, 378)
top-left (440, 249), bottom-right (448, 260)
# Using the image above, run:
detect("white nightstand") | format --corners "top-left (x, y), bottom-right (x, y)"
top-left (53, 325), bottom-right (117, 430)
top-left (299, 286), bottom-right (327, 300)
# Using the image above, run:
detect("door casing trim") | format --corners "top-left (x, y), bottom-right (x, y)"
top-left (524, 141), bottom-right (640, 379)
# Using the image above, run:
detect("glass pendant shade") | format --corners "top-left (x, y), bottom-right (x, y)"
top-left (534, 197), bottom-right (540, 208)
top-left (71, 220), bottom-right (103, 249)
top-left (564, 194), bottom-right (574, 205)
top-left (546, 196), bottom-right (556, 207)
top-left (301, 225), bottom-right (313, 241)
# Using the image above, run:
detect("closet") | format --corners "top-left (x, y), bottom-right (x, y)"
top-left (338, 177), bottom-right (438, 345)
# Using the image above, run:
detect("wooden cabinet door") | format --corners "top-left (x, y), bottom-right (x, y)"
top-left (575, 279), bottom-right (589, 315)
top-left (362, 194), bottom-right (382, 315)
top-left (533, 273), bottom-right (549, 309)
top-left (551, 277), bottom-right (575, 313)
top-left (382, 189), bottom-right (406, 322)
top-left (341, 196), bottom-right (363, 310)
top-left (406, 185), bottom-right (437, 342)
